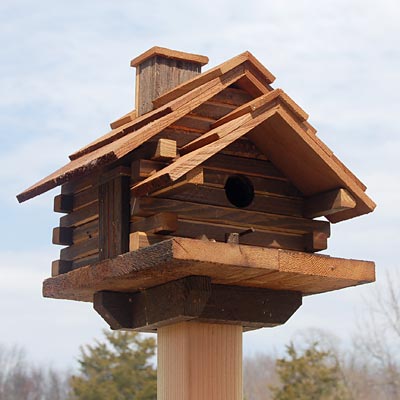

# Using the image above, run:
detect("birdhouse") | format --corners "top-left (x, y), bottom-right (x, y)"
top-left (17, 47), bottom-right (375, 398)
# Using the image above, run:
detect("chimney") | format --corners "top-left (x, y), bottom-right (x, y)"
top-left (131, 46), bottom-right (209, 116)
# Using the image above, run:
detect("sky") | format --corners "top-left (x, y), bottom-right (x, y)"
top-left (0, 0), bottom-right (399, 370)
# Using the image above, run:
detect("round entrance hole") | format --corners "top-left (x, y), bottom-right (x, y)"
top-left (224, 175), bottom-right (255, 208)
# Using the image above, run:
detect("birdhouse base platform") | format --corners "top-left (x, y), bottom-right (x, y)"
top-left (43, 237), bottom-right (375, 304)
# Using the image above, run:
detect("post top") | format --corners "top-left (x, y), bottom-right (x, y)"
top-left (130, 46), bottom-right (209, 67)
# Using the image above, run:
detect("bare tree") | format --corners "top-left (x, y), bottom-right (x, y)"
top-left (353, 270), bottom-right (400, 399)
top-left (0, 343), bottom-right (70, 400)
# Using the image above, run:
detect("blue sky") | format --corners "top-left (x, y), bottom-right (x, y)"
top-left (1, 0), bottom-right (399, 369)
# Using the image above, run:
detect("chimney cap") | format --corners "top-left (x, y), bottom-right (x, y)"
top-left (130, 46), bottom-right (209, 67)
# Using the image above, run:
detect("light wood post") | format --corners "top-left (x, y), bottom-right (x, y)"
top-left (157, 321), bottom-right (243, 400)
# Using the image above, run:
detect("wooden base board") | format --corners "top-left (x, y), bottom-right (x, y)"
top-left (93, 276), bottom-right (302, 332)
top-left (42, 237), bottom-right (375, 302)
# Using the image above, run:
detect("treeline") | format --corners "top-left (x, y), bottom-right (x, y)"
top-left (1, 273), bottom-right (398, 400)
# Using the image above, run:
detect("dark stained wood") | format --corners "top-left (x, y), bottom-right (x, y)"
top-left (131, 159), bottom-right (166, 183)
top-left (130, 219), bottom-right (325, 252)
top-left (152, 129), bottom-right (201, 148)
top-left (60, 203), bottom-right (99, 228)
top-left (98, 173), bottom-right (130, 260)
top-left (61, 173), bottom-right (99, 195)
top-left (52, 227), bottom-right (73, 246)
top-left (60, 236), bottom-right (98, 261)
top-left (220, 139), bottom-right (268, 160)
top-left (131, 213), bottom-right (178, 235)
top-left (93, 276), bottom-right (302, 331)
top-left (73, 188), bottom-right (98, 210)
top-left (71, 253), bottom-right (99, 270)
top-left (54, 194), bottom-right (73, 213)
top-left (154, 185), bottom-right (303, 217)
top-left (132, 197), bottom-right (331, 236)
top-left (73, 220), bottom-right (99, 243)
top-left (51, 260), bottom-right (72, 277)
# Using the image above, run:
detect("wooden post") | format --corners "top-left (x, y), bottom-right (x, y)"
top-left (158, 321), bottom-right (242, 400)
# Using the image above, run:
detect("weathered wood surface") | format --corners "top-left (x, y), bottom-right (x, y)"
top-left (93, 276), bottom-right (302, 331)
top-left (98, 174), bottom-right (130, 260)
top-left (130, 212), bottom-right (178, 235)
top-left (42, 237), bottom-right (375, 302)
top-left (304, 188), bottom-right (356, 218)
top-left (132, 197), bottom-right (330, 235)
top-left (158, 322), bottom-right (243, 400)
top-left (135, 55), bottom-right (202, 116)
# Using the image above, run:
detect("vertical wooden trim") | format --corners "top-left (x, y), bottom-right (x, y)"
top-left (158, 322), bottom-right (242, 400)
top-left (98, 173), bottom-right (130, 260)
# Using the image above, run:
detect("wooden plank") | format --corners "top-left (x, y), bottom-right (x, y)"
top-left (53, 194), bottom-right (73, 213)
top-left (61, 173), bottom-right (99, 195)
top-left (130, 220), bottom-right (324, 252)
top-left (170, 114), bottom-right (214, 133)
top-left (93, 276), bottom-right (301, 331)
top-left (152, 183), bottom-right (304, 217)
top-left (152, 129), bottom-right (201, 147)
top-left (130, 46), bottom-right (209, 67)
top-left (71, 253), bottom-right (99, 270)
top-left (129, 231), bottom-right (170, 252)
top-left (190, 101), bottom-right (236, 120)
top-left (52, 227), bottom-right (73, 246)
top-left (132, 197), bottom-right (330, 236)
top-left (98, 174), bottom-right (130, 260)
top-left (43, 237), bottom-right (375, 302)
top-left (209, 87), bottom-right (254, 106)
top-left (131, 159), bottom-right (166, 182)
top-left (60, 236), bottom-right (99, 261)
top-left (110, 110), bottom-right (136, 130)
top-left (152, 139), bottom-right (177, 161)
top-left (197, 169), bottom-right (301, 197)
top-left (60, 202), bottom-right (99, 228)
top-left (220, 139), bottom-right (268, 160)
top-left (73, 220), bottom-right (99, 243)
top-left (73, 188), bottom-right (98, 210)
top-left (304, 188), bottom-right (357, 218)
top-left (51, 260), bottom-right (72, 277)
top-left (130, 212), bottom-right (178, 235)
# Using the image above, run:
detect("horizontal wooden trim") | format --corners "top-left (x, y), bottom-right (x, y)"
top-left (52, 227), bottom-right (73, 246)
top-left (73, 219), bottom-right (99, 243)
top-left (94, 276), bottom-right (302, 331)
top-left (54, 194), bottom-right (73, 213)
top-left (51, 260), bottom-right (72, 277)
top-left (110, 110), bottom-right (136, 130)
top-left (60, 236), bottom-right (99, 261)
top-left (60, 202), bottom-right (99, 228)
top-left (43, 237), bottom-right (375, 302)
top-left (130, 46), bottom-right (209, 67)
top-left (130, 213), bottom-right (178, 235)
top-left (304, 188), bottom-right (357, 218)
top-left (149, 183), bottom-right (304, 217)
top-left (71, 253), bottom-right (99, 270)
top-left (132, 197), bottom-right (330, 236)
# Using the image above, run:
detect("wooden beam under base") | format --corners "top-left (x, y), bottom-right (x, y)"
top-left (43, 237), bottom-right (375, 302)
top-left (93, 276), bottom-right (302, 332)
top-left (158, 321), bottom-right (242, 400)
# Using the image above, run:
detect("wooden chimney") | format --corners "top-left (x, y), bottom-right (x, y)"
top-left (131, 46), bottom-right (209, 116)
top-left (17, 46), bottom-right (376, 400)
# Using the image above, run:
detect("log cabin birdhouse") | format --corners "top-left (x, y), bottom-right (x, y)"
top-left (17, 47), bottom-right (376, 398)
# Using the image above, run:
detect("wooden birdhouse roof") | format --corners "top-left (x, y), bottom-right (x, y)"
top-left (17, 48), bottom-right (375, 223)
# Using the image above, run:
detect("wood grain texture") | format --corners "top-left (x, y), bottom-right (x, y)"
top-left (130, 46), bottom-right (209, 67)
top-left (42, 237), bottom-right (375, 302)
top-left (158, 322), bottom-right (243, 400)
top-left (132, 197), bottom-right (330, 235)
top-left (93, 276), bottom-right (302, 331)
top-left (304, 188), bottom-right (357, 218)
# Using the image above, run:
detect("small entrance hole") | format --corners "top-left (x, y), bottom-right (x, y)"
top-left (224, 175), bottom-right (254, 208)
